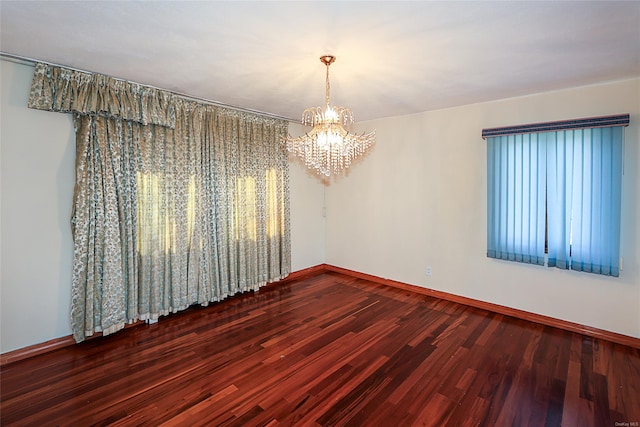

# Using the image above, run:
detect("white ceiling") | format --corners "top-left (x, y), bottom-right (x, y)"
top-left (1, 1), bottom-right (639, 122)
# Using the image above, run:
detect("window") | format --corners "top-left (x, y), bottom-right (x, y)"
top-left (234, 169), bottom-right (284, 241)
top-left (137, 169), bottom-right (284, 255)
top-left (484, 115), bottom-right (628, 277)
top-left (137, 173), bottom-right (198, 254)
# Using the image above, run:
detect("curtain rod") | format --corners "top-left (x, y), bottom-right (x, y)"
top-left (0, 51), bottom-right (298, 123)
top-left (481, 114), bottom-right (630, 139)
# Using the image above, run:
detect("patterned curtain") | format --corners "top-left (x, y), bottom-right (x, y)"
top-left (29, 63), bottom-right (290, 342)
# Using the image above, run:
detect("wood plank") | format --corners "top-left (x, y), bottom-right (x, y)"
top-left (2, 271), bottom-right (639, 426)
top-left (325, 264), bottom-right (640, 349)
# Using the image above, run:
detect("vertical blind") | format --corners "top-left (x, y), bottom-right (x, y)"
top-left (487, 133), bottom-right (546, 265)
top-left (546, 127), bottom-right (624, 275)
top-left (484, 114), bottom-right (628, 277)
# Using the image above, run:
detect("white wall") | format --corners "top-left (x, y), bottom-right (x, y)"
top-left (1, 60), bottom-right (75, 353)
top-left (289, 122), bottom-right (326, 271)
top-left (0, 60), bottom-right (325, 353)
top-left (2, 57), bottom-right (637, 353)
top-left (326, 78), bottom-right (640, 338)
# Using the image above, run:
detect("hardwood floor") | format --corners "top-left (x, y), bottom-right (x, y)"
top-left (2, 271), bottom-right (639, 426)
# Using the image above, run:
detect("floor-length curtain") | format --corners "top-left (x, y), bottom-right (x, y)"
top-left (29, 62), bottom-right (290, 342)
top-left (71, 115), bottom-right (142, 340)
top-left (209, 109), bottom-right (290, 293)
top-left (487, 133), bottom-right (546, 265)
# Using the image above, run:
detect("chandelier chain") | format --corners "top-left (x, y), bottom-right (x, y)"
top-left (325, 60), bottom-right (331, 109)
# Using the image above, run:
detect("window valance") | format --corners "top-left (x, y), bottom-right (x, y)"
top-left (482, 114), bottom-right (629, 139)
top-left (28, 62), bottom-right (176, 128)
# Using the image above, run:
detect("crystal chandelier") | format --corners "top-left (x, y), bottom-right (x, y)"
top-left (283, 55), bottom-right (375, 177)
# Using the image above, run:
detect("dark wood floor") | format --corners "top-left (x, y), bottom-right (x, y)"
top-left (1, 272), bottom-right (639, 426)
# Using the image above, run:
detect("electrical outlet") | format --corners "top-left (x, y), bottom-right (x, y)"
top-left (426, 266), bottom-right (432, 277)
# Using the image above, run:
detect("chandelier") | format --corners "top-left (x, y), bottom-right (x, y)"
top-left (283, 55), bottom-right (375, 177)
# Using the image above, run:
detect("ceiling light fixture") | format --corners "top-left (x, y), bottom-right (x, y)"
top-left (283, 55), bottom-right (375, 177)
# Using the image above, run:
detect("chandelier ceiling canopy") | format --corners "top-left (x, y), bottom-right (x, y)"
top-left (283, 55), bottom-right (375, 178)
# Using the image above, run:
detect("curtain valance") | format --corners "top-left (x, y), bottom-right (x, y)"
top-left (28, 62), bottom-right (176, 128)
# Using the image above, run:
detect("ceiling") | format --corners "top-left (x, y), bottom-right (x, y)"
top-left (1, 1), bottom-right (639, 122)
